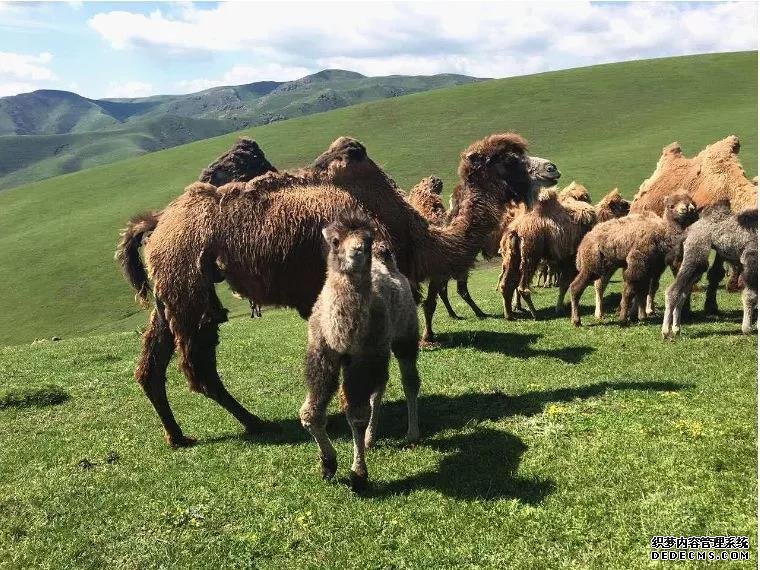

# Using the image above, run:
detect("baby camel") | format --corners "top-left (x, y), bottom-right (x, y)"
top-left (300, 211), bottom-right (420, 490)
top-left (570, 193), bottom-right (697, 326)
top-left (662, 203), bottom-right (757, 338)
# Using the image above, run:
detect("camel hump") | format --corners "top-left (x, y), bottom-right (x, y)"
top-left (662, 141), bottom-right (683, 157)
top-left (198, 138), bottom-right (276, 186)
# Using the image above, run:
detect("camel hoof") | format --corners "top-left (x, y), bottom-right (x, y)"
top-left (349, 469), bottom-right (368, 492)
top-left (419, 338), bottom-right (441, 349)
top-left (572, 319), bottom-right (581, 327)
top-left (321, 455), bottom-right (338, 480)
top-left (166, 434), bottom-right (197, 448)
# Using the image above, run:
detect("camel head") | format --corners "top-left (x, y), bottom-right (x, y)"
top-left (458, 133), bottom-right (560, 207)
top-left (322, 209), bottom-right (375, 275)
top-left (310, 137), bottom-right (396, 190)
top-left (663, 191), bottom-right (698, 227)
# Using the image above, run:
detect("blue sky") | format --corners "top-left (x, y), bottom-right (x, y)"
top-left (0, 1), bottom-right (756, 99)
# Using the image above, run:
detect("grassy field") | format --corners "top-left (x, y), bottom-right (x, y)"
top-left (0, 268), bottom-right (755, 568)
top-left (0, 51), bottom-right (755, 346)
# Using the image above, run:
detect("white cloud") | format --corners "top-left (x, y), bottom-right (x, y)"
top-left (87, 1), bottom-right (758, 82)
top-left (103, 80), bottom-right (154, 98)
top-left (0, 52), bottom-right (57, 95)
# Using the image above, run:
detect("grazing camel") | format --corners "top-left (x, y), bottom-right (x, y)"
top-left (301, 211), bottom-right (419, 490)
top-left (117, 133), bottom-right (557, 445)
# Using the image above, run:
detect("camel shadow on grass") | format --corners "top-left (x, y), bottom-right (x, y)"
top-left (203, 380), bottom-right (689, 501)
top-left (444, 330), bottom-right (595, 364)
top-left (0, 384), bottom-right (69, 410)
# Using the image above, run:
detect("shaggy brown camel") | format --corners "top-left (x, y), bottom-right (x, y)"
top-left (117, 133), bottom-right (556, 446)
top-left (409, 168), bottom-right (559, 341)
top-left (499, 187), bottom-right (593, 319)
top-left (301, 210), bottom-right (419, 490)
top-left (570, 193), bottom-right (698, 326)
top-left (631, 135), bottom-right (758, 314)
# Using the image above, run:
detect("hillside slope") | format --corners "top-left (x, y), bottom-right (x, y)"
top-left (0, 51), bottom-right (755, 345)
top-left (0, 71), bottom-right (481, 189)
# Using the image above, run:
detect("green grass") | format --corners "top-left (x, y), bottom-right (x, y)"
top-left (0, 51), bottom-right (755, 347)
top-left (0, 268), bottom-right (755, 568)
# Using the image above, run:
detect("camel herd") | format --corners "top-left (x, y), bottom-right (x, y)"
top-left (117, 132), bottom-right (757, 486)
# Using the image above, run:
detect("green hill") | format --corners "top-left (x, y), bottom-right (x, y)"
top-left (0, 51), bottom-right (756, 346)
top-left (0, 71), bottom-right (481, 189)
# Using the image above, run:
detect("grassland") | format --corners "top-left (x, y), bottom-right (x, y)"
top-left (0, 270), bottom-right (755, 568)
top-left (0, 51), bottom-right (756, 347)
top-left (0, 52), bottom-right (756, 568)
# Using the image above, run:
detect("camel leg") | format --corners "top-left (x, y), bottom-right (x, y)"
top-left (517, 256), bottom-right (539, 320)
top-left (342, 352), bottom-right (389, 491)
top-left (135, 304), bottom-right (191, 447)
top-left (437, 280), bottom-right (461, 320)
top-left (569, 269), bottom-right (594, 327)
top-left (705, 254), bottom-right (726, 315)
top-left (555, 265), bottom-right (576, 315)
top-left (300, 345), bottom-right (340, 480)
top-left (500, 260), bottom-right (519, 320)
top-left (364, 387), bottom-right (385, 449)
top-left (392, 338), bottom-right (421, 444)
top-left (186, 320), bottom-right (268, 434)
top-left (457, 278), bottom-right (488, 319)
top-left (594, 275), bottom-right (610, 319)
top-left (421, 280), bottom-right (441, 343)
top-left (619, 280), bottom-right (637, 325)
top-left (741, 287), bottom-right (757, 334)
top-left (663, 260), bottom-right (705, 338)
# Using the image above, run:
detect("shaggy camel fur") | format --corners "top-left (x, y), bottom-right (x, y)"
top-left (499, 186), bottom-right (594, 319)
top-left (198, 138), bottom-right (277, 186)
top-left (595, 188), bottom-right (631, 222)
top-left (631, 135), bottom-right (757, 215)
top-left (407, 176), bottom-right (447, 225)
top-left (631, 136), bottom-right (758, 313)
top-left (534, 187), bottom-right (630, 289)
top-left (117, 133), bottom-right (552, 445)
top-left (662, 203), bottom-right (758, 338)
top-left (415, 170), bottom-right (560, 340)
top-left (301, 211), bottom-right (419, 490)
top-left (569, 193), bottom-right (698, 327)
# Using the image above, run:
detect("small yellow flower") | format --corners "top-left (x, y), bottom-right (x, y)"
top-left (546, 404), bottom-right (569, 416)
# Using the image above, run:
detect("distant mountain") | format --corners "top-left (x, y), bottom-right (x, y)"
top-left (0, 69), bottom-right (484, 189)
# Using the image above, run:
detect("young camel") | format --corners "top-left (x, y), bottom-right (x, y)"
top-left (570, 193), bottom-right (698, 326)
top-left (301, 211), bottom-right (419, 490)
top-left (662, 203), bottom-right (757, 338)
top-left (117, 134), bottom-right (554, 446)
top-left (499, 187), bottom-right (594, 319)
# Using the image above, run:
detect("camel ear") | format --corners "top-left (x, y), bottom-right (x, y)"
top-left (321, 226), bottom-right (334, 245)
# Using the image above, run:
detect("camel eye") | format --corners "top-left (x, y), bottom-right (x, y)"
top-left (332, 237), bottom-right (340, 248)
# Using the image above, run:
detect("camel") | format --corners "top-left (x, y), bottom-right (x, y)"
top-left (570, 193), bottom-right (698, 326)
top-left (117, 133), bottom-right (558, 446)
top-left (662, 203), bottom-right (758, 338)
top-left (631, 135), bottom-right (758, 313)
top-left (301, 210), bottom-right (419, 490)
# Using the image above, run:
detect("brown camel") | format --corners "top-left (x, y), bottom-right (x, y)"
top-left (631, 135), bottom-right (758, 312)
top-left (117, 133), bottom-right (556, 446)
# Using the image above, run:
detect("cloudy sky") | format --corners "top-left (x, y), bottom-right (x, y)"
top-left (0, 1), bottom-right (756, 99)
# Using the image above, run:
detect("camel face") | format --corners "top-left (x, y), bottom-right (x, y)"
top-left (529, 157), bottom-right (561, 187)
top-left (664, 193), bottom-right (698, 225)
top-left (322, 219), bottom-right (374, 275)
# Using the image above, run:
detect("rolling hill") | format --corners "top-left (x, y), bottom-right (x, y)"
top-left (0, 51), bottom-right (756, 346)
top-left (0, 70), bottom-right (482, 189)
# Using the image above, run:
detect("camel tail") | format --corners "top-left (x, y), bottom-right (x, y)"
top-left (116, 211), bottom-right (160, 307)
